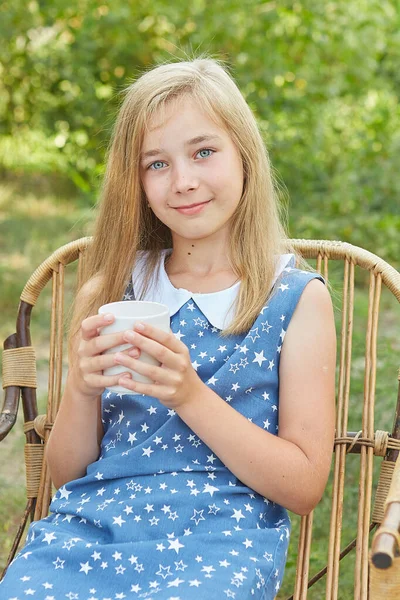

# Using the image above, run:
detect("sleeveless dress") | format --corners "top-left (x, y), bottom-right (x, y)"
top-left (0, 253), bottom-right (324, 600)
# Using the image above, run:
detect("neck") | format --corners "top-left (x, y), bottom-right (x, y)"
top-left (166, 236), bottom-right (234, 278)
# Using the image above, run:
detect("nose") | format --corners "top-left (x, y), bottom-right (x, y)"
top-left (171, 162), bottom-right (199, 194)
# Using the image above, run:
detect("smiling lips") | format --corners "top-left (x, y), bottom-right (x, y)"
top-left (173, 200), bottom-right (211, 215)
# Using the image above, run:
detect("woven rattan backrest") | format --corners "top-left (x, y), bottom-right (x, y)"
top-left (2, 238), bottom-right (400, 597)
top-left (0, 237), bottom-right (91, 573)
top-left (26, 238), bottom-right (91, 522)
top-left (285, 240), bottom-right (400, 600)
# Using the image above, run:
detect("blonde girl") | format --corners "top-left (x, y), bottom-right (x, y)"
top-left (1, 57), bottom-right (335, 600)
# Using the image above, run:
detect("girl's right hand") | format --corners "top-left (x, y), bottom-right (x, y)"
top-left (72, 313), bottom-right (139, 399)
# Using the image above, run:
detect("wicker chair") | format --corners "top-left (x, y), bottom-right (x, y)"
top-left (0, 237), bottom-right (399, 599)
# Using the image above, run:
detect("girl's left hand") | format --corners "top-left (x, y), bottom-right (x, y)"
top-left (115, 321), bottom-right (204, 409)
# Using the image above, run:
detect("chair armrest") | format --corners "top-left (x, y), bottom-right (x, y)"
top-left (0, 334), bottom-right (20, 442)
top-left (371, 454), bottom-right (400, 568)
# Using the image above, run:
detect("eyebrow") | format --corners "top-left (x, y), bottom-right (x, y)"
top-left (140, 134), bottom-right (223, 161)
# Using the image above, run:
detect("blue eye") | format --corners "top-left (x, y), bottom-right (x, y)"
top-left (197, 148), bottom-right (213, 159)
top-left (147, 149), bottom-right (213, 170)
top-left (148, 161), bottom-right (166, 171)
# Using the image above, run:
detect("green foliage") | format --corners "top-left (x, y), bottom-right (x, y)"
top-left (0, 182), bottom-right (91, 347)
top-left (0, 0), bottom-right (399, 263)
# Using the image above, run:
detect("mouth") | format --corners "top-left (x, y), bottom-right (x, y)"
top-left (173, 200), bottom-right (211, 215)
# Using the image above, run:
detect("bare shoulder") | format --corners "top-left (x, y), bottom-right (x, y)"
top-left (281, 276), bottom-right (336, 367)
top-left (281, 276), bottom-right (336, 375)
top-left (299, 276), bottom-right (332, 303)
top-left (291, 277), bottom-right (334, 324)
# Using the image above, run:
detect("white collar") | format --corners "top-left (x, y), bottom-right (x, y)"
top-left (132, 251), bottom-right (294, 330)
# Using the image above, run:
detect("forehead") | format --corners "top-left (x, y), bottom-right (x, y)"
top-left (143, 96), bottom-right (225, 142)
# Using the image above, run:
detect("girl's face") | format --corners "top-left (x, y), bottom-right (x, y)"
top-left (140, 97), bottom-right (244, 246)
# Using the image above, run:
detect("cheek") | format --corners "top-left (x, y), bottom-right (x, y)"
top-left (142, 171), bottom-right (170, 199)
top-left (142, 178), bottom-right (161, 205)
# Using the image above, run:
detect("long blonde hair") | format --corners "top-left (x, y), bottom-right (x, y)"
top-left (69, 56), bottom-right (295, 351)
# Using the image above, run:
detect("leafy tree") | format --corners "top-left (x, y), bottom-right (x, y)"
top-left (0, 0), bottom-right (399, 263)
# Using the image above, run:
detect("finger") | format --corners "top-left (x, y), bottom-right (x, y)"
top-left (84, 347), bottom-right (140, 373)
top-left (132, 322), bottom-right (183, 353)
top-left (122, 346), bottom-right (140, 357)
top-left (86, 331), bottom-right (136, 357)
top-left (115, 352), bottom-right (170, 385)
top-left (121, 330), bottom-right (179, 369)
top-left (81, 313), bottom-right (115, 341)
top-left (85, 371), bottom-right (133, 390)
top-left (118, 376), bottom-right (172, 401)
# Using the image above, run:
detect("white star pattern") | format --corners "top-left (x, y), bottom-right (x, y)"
top-left (252, 350), bottom-right (267, 367)
top-left (168, 538), bottom-right (184, 554)
top-left (42, 532), bottom-right (57, 545)
top-left (0, 262), bottom-right (321, 599)
top-left (261, 320), bottom-right (273, 333)
top-left (79, 561), bottom-right (93, 574)
top-left (58, 486), bottom-right (72, 500)
top-left (231, 509), bottom-right (245, 523)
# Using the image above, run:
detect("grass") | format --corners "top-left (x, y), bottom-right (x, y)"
top-left (0, 181), bottom-right (399, 598)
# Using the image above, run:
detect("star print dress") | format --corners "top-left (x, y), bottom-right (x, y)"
top-left (1, 252), bottom-right (324, 600)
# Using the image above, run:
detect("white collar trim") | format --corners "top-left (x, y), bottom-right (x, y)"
top-left (132, 251), bottom-right (294, 330)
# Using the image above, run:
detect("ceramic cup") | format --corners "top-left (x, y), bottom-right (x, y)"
top-left (98, 300), bottom-right (170, 394)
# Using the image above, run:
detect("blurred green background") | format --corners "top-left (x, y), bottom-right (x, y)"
top-left (1, 0), bottom-right (399, 261)
top-left (0, 1), bottom-right (399, 598)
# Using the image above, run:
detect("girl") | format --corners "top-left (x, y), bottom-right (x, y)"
top-left (0, 57), bottom-right (336, 599)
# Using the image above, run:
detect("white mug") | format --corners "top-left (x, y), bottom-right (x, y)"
top-left (98, 300), bottom-right (170, 394)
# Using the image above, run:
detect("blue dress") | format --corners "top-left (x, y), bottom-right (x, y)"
top-left (0, 255), bottom-right (323, 600)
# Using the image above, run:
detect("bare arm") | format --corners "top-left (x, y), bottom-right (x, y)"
top-left (46, 279), bottom-right (134, 488)
top-left (177, 279), bottom-right (336, 514)
top-left (45, 377), bottom-right (103, 490)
